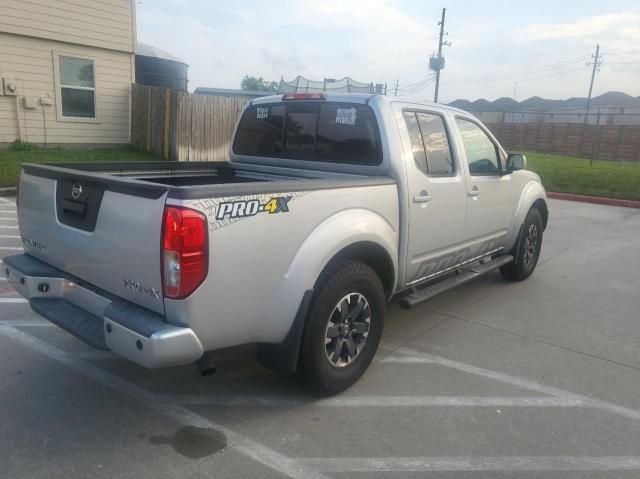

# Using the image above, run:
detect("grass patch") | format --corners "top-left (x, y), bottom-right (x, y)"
top-left (0, 147), bottom-right (159, 188)
top-left (526, 152), bottom-right (640, 201)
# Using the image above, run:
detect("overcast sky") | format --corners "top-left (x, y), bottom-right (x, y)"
top-left (137, 0), bottom-right (640, 103)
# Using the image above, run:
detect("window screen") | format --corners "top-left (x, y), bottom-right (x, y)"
top-left (233, 102), bottom-right (381, 165)
top-left (59, 56), bottom-right (95, 118)
top-left (456, 118), bottom-right (501, 175)
top-left (402, 111), bottom-right (453, 176)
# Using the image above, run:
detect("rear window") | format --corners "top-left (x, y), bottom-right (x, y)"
top-left (233, 102), bottom-right (382, 165)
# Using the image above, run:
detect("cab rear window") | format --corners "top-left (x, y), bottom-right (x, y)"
top-left (233, 102), bottom-right (382, 165)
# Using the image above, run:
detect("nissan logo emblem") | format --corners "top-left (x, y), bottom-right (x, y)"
top-left (71, 183), bottom-right (83, 200)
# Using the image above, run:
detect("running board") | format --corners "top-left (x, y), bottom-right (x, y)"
top-left (398, 255), bottom-right (514, 309)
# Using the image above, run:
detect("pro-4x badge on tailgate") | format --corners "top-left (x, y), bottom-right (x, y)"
top-left (216, 196), bottom-right (292, 220)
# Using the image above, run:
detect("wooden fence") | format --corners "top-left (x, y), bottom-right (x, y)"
top-left (131, 84), bottom-right (251, 161)
top-left (483, 120), bottom-right (640, 162)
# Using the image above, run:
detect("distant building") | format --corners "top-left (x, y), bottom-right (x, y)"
top-left (194, 87), bottom-right (273, 99)
top-left (0, 0), bottom-right (137, 147)
top-left (449, 92), bottom-right (640, 126)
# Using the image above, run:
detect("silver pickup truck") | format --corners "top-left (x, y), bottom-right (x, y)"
top-left (6, 93), bottom-right (547, 394)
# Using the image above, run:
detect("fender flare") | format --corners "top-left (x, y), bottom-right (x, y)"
top-left (257, 208), bottom-right (398, 373)
top-left (505, 181), bottom-right (548, 253)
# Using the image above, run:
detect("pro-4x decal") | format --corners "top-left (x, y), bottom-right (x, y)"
top-left (188, 192), bottom-right (305, 231)
top-left (215, 195), bottom-right (292, 220)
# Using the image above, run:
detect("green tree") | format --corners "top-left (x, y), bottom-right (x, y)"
top-left (241, 75), bottom-right (279, 92)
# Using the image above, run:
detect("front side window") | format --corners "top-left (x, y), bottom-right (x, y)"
top-left (59, 56), bottom-right (95, 118)
top-left (402, 111), bottom-right (454, 176)
top-left (233, 102), bottom-right (381, 165)
top-left (455, 118), bottom-right (501, 175)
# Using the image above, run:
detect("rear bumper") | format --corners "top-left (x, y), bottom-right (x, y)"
top-left (4, 254), bottom-right (203, 368)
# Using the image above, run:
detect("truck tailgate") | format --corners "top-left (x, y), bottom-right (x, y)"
top-left (18, 170), bottom-right (167, 314)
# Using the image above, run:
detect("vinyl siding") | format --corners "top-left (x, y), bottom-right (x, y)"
top-left (0, 33), bottom-right (132, 145)
top-left (0, 0), bottom-right (134, 53)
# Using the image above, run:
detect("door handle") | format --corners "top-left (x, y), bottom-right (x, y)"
top-left (468, 186), bottom-right (480, 197)
top-left (413, 191), bottom-right (432, 203)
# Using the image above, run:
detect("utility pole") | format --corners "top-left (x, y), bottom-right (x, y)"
top-left (430, 8), bottom-right (451, 103)
top-left (394, 79), bottom-right (399, 96)
top-left (585, 43), bottom-right (601, 120)
top-left (513, 81), bottom-right (518, 101)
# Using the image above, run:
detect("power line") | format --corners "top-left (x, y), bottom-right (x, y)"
top-left (607, 60), bottom-right (640, 65)
top-left (396, 76), bottom-right (437, 96)
top-left (395, 75), bottom-right (435, 93)
top-left (444, 55), bottom-right (587, 88)
top-left (493, 45), bottom-right (592, 66)
top-left (441, 66), bottom-right (587, 93)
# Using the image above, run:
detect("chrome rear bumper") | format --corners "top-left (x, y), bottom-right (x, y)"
top-left (4, 254), bottom-right (203, 368)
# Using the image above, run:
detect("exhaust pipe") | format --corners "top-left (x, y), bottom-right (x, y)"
top-left (196, 353), bottom-right (217, 377)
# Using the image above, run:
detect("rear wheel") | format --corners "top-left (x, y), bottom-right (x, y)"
top-left (299, 261), bottom-right (384, 396)
top-left (500, 208), bottom-right (544, 281)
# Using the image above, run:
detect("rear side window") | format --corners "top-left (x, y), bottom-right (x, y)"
top-left (402, 110), bottom-right (454, 176)
top-left (233, 102), bottom-right (381, 165)
top-left (402, 111), bottom-right (428, 173)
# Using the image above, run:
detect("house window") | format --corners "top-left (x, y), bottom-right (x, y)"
top-left (58, 56), bottom-right (95, 118)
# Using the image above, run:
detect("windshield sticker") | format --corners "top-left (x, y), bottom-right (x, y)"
top-left (256, 107), bottom-right (269, 120)
top-left (336, 107), bottom-right (357, 126)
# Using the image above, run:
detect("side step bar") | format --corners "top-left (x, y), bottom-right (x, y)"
top-left (398, 255), bottom-right (514, 309)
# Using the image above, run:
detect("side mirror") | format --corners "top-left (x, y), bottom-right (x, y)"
top-left (506, 153), bottom-right (527, 172)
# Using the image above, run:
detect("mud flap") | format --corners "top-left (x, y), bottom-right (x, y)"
top-left (256, 289), bottom-right (313, 374)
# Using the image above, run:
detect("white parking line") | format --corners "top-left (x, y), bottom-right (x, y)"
top-left (0, 235), bottom-right (20, 239)
top-left (169, 395), bottom-right (584, 408)
top-left (298, 456), bottom-right (640, 473)
top-left (385, 348), bottom-right (640, 421)
top-left (0, 247), bottom-right (23, 251)
top-left (0, 198), bottom-right (15, 205)
top-left (0, 226), bottom-right (18, 229)
top-left (74, 350), bottom-right (118, 360)
top-left (3, 319), bottom-right (51, 327)
top-left (0, 298), bottom-right (27, 303)
top-left (0, 324), bottom-right (331, 479)
top-left (0, 217), bottom-right (16, 220)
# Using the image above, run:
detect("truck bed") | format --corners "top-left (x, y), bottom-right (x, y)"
top-left (17, 160), bottom-right (395, 316)
top-left (23, 161), bottom-right (393, 200)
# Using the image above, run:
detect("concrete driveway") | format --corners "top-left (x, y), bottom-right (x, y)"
top-left (1, 197), bottom-right (639, 478)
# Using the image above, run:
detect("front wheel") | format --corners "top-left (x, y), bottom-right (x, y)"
top-left (299, 261), bottom-right (385, 396)
top-left (500, 208), bottom-right (544, 281)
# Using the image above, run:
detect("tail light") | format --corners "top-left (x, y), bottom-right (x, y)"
top-left (162, 206), bottom-right (208, 299)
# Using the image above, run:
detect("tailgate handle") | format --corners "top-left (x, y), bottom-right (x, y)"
top-left (62, 199), bottom-right (86, 216)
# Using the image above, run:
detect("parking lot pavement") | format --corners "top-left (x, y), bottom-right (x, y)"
top-left (1, 197), bottom-right (640, 478)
